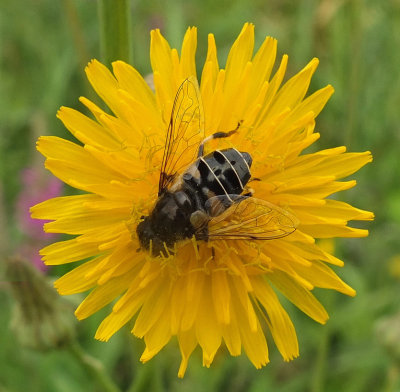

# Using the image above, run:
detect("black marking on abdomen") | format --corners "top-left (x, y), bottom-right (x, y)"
top-left (199, 157), bottom-right (232, 200)
top-left (182, 148), bottom-right (253, 209)
top-left (215, 149), bottom-right (244, 189)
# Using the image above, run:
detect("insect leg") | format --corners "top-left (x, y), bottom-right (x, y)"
top-left (197, 121), bottom-right (243, 157)
top-left (242, 178), bottom-right (260, 196)
top-left (242, 189), bottom-right (254, 197)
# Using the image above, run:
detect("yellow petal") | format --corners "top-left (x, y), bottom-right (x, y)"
top-left (204, 69), bottom-right (226, 134)
top-left (178, 328), bottom-right (197, 378)
top-left (252, 277), bottom-right (299, 360)
top-left (224, 23), bottom-right (254, 95)
top-left (267, 270), bottom-right (329, 323)
top-left (31, 194), bottom-right (100, 220)
top-left (181, 270), bottom-right (205, 330)
top-left (255, 54), bottom-right (288, 127)
top-left (268, 58), bottom-right (320, 117)
top-left (200, 33), bottom-right (219, 94)
top-left (301, 224), bottom-right (369, 238)
top-left (40, 238), bottom-right (101, 265)
top-left (95, 289), bottom-right (146, 341)
top-left (234, 296), bottom-right (269, 368)
top-left (140, 306), bottom-right (172, 362)
top-left (291, 260), bottom-right (356, 296)
top-left (75, 272), bottom-right (135, 320)
top-left (37, 136), bottom-right (124, 189)
top-left (57, 106), bottom-right (120, 149)
top-left (85, 60), bottom-right (125, 120)
top-left (195, 279), bottom-right (222, 367)
top-left (211, 269), bottom-right (231, 324)
top-left (221, 308), bottom-right (241, 357)
top-left (150, 29), bottom-right (174, 104)
top-left (279, 84), bottom-right (335, 130)
top-left (54, 256), bottom-right (105, 295)
top-left (132, 275), bottom-right (170, 338)
top-left (44, 212), bottom-right (127, 235)
top-left (248, 36), bottom-right (277, 98)
top-left (179, 27), bottom-right (197, 79)
top-left (170, 277), bottom-right (187, 334)
top-left (112, 60), bottom-right (157, 112)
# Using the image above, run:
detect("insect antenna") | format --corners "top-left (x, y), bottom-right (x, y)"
top-left (197, 120), bottom-right (243, 158)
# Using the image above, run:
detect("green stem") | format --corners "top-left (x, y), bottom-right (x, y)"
top-left (310, 292), bottom-right (335, 392)
top-left (68, 342), bottom-right (121, 392)
top-left (126, 356), bottom-right (163, 392)
top-left (310, 323), bottom-right (330, 392)
top-left (98, 0), bottom-right (132, 66)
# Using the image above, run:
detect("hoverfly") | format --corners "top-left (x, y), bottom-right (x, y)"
top-left (136, 77), bottom-right (298, 257)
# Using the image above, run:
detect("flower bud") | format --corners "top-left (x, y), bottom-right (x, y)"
top-left (6, 257), bottom-right (76, 350)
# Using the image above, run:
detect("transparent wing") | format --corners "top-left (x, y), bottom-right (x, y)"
top-left (204, 195), bottom-right (299, 240)
top-left (158, 77), bottom-right (205, 195)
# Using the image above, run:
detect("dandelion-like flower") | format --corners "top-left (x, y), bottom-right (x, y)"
top-left (31, 23), bottom-right (373, 377)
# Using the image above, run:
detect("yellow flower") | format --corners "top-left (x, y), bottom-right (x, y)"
top-left (31, 23), bottom-right (373, 377)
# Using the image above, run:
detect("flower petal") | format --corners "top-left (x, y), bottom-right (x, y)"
top-left (224, 23), bottom-right (254, 94)
top-left (179, 27), bottom-right (197, 79)
top-left (75, 272), bottom-right (135, 320)
top-left (252, 277), bottom-right (299, 361)
top-left (267, 270), bottom-right (329, 324)
top-left (196, 278), bottom-right (222, 367)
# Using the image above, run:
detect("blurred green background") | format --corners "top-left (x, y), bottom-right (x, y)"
top-left (1, 0), bottom-right (400, 391)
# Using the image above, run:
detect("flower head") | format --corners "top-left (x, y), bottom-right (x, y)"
top-left (31, 23), bottom-right (373, 377)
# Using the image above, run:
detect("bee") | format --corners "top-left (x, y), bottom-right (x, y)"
top-left (137, 77), bottom-right (298, 257)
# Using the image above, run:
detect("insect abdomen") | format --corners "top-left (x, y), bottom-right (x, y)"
top-left (183, 148), bottom-right (252, 204)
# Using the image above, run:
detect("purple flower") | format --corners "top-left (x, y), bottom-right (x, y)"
top-left (16, 167), bottom-right (63, 270)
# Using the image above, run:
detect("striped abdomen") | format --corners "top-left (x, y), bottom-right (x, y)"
top-left (182, 148), bottom-right (252, 207)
